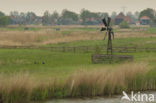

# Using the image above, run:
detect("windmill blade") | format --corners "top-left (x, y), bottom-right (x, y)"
top-left (107, 17), bottom-right (111, 26)
top-left (102, 18), bottom-right (107, 27)
top-left (100, 27), bottom-right (106, 31)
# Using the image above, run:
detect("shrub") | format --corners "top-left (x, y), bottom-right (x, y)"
top-left (119, 21), bottom-right (130, 28)
top-left (0, 16), bottom-right (9, 27)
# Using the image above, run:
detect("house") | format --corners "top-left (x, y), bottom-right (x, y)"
top-left (114, 12), bottom-right (131, 25)
top-left (140, 16), bottom-right (150, 25)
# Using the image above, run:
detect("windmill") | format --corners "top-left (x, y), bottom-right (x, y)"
top-left (92, 17), bottom-right (133, 64)
top-left (101, 17), bottom-right (114, 55)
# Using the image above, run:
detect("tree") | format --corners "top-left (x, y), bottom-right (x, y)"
top-left (19, 12), bottom-right (26, 24)
top-left (51, 11), bottom-right (59, 25)
top-left (62, 9), bottom-right (78, 21)
top-left (80, 9), bottom-right (91, 24)
top-left (134, 11), bottom-right (140, 19)
top-left (10, 11), bottom-right (38, 25)
top-left (80, 9), bottom-right (102, 25)
top-left (26, 12), bottom-right (37, 24)
top-left (99, 12), bottom-right (109, 19)
top-left (0, 16), bottom-right (9, 26)
top-left (126, 11), bottom-right (137, 24)
top-left (58, 9), bottom-right (79, 25)
top-left (42, 10), bottom-right (51, 25)
top-left (139, 8), bottom-right (155, 20)
top-left (126, 11), bottom-right (133, 17)
top-left (10, 11), bottom-right (20, 24)
top-left (0, 11), bottom-right (9, 26)
top-left (111, 12), bottom-right (117, 19)
top-left (0, 11), bottom-right (5, 17)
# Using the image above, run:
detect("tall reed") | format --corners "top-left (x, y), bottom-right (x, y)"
top-left (0, 63), bottom-right (155, 103)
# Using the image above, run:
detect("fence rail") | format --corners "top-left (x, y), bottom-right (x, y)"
top-left (0, 45), bottom-right (156, 53)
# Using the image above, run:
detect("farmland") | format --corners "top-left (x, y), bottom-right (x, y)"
top-left (0, 25), bottom-right (156, 103)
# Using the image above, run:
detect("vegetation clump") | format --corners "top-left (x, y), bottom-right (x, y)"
top-left (119, 21), bottom-right (130, 28)
top-left (0, 11), bottom-right (9, 27)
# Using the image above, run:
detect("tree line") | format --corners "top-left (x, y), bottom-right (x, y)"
top-left (0, 8), bottom-right (156, 26)
top-left (0, 11), bottom-right (9, 26)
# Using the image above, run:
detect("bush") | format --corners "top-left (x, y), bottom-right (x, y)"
top-left (0, 16), bottom-right (9, 27)
top-left (119, 21), bottom-right (130, 28)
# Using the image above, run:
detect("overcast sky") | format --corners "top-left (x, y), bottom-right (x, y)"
top-left (0, 0), bottom-right (156, 16)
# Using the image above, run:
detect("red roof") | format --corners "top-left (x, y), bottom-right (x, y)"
top-left (140, 16), bottom-right (150, 20)
top-left (115, 12), bottom-right (131, 23)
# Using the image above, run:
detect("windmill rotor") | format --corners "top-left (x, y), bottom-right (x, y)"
top-left (102, 18), bottom-right (108, 27)
top-left (107, 17), bottom-right (111, 26)
top-left (101, 17), bottom-right (114, 39)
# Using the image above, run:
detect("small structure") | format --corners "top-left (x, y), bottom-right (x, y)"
top-left (92, 55), bottom-right (133, 63)
top-left (114, 12), bottom-right (131, 25)
top-left (140, 16), bottom-right (150, 25)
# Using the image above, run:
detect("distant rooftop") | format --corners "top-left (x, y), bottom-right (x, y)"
top-left (140, 16), bottom-right (150, 20)
top-left (115, 12), bottom-right (125, 19)
top-left (115, 12), bottom-right (131, 23)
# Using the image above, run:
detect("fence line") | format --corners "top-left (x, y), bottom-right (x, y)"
top-left (0, 45), bottom-right (156, 53)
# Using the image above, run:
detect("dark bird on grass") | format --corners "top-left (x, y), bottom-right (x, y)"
top-left (42, 61), bottom-right (45, 64)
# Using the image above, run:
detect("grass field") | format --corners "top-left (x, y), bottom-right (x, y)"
top-left (0, 25), bottom-right (156, 103)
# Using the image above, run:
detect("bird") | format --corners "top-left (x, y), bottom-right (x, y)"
top-left (42, 61), bottom-right (45, 64)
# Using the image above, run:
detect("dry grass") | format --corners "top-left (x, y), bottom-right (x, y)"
top-left (67, 62), bottom-right (148, 96)
top-left (0, 28), bottom-right (156, 46)
top-left (0, 62), bottom-right (153, 103)
top-left (0, 73), bottom-right (34, 103)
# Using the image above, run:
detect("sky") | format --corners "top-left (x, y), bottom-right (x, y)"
top-left (0, 0), bottom-right (156, 16)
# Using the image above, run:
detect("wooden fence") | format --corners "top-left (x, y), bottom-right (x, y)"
top-left (50, 46), bottom-right (156, 53)
top-left (0, 45), bottom-right (156, 53)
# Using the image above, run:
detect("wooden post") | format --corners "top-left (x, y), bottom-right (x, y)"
top-left (73, 47), bottom-right (76, 53)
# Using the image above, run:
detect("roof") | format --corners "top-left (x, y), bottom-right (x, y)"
top-left (140, 16), bottom-right (150, 20)
top-left (115, 12), bottom-right (125, 19)
top-left (115, 12), bottom-right (131, 23)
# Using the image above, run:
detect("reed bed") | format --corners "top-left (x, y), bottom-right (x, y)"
top-left (0, 62), bottom-right (155, 103)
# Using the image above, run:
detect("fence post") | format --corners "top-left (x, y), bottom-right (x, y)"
top-left (73, 47), bottom-right (76, 53)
